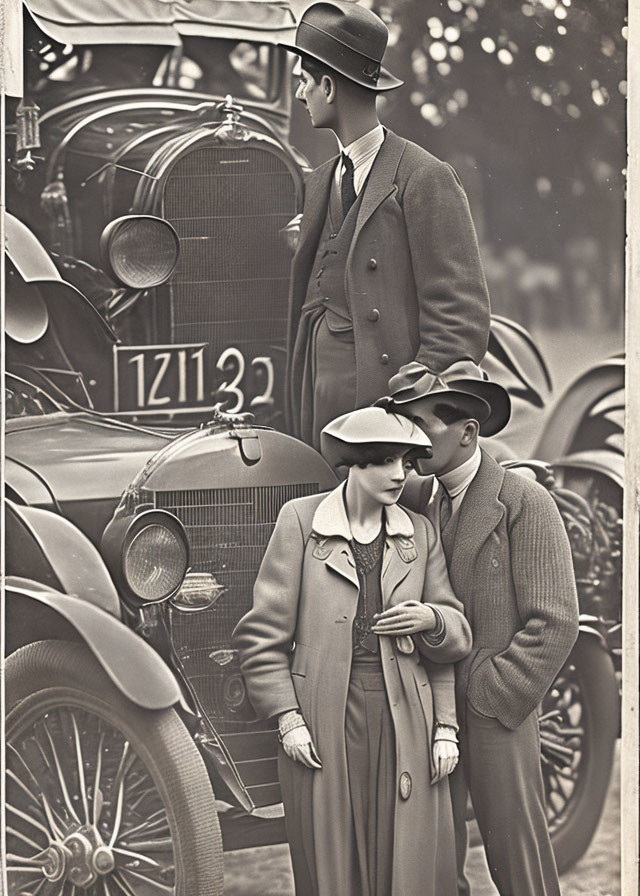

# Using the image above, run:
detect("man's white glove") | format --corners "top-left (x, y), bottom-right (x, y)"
top-left (279, 711), bottom-right (322, 769)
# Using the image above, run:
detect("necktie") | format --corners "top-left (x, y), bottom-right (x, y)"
top-left (438, 484), bottom-right (452, 531)
top-left (341, 153), bottom-right (356, 218)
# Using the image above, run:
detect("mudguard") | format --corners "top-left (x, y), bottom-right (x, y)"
top-left (6, 500), bottom-right (121, 615)
top-left (534, 357), bottom-right (624, 463)
top-left (5, 577), bottom-right (183, 710)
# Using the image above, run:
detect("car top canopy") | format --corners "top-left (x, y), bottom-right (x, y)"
top-left (24, 0), bottom-right (296, 46)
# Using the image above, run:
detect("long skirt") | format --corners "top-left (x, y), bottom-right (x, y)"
top-left (345, 657), bottom-right (396, 896)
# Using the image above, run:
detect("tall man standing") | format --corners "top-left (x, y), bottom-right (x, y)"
top-left (281, 1), bottom-right (491, 449)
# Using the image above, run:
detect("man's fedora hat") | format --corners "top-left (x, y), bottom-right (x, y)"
top-left (377, 360), bottom-right (511, 437)
top-left (281, 1), bottom-right (403, 92)
top-left (321, 406), bottom-right (430, 468)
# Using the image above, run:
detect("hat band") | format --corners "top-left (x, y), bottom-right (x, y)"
top-left (297, 20), bottom-right (382, 84)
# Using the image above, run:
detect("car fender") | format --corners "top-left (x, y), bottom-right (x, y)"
top-left (552, 450), bottom-right (624, 491)
top-left (534, 357), bottom-right (624, 463)
top-left (6, 500), bottom-right (121, 615)
top-left (5, 577), bottom-right (184, 711)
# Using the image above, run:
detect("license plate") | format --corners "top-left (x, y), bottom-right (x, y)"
top-left (114, 343), bottom-right (210, 414)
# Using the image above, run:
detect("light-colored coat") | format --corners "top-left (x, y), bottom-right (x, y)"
top-left (286, 129), bottom-right (491, 433)
top-left (233, 485), bottom-right (472, 896)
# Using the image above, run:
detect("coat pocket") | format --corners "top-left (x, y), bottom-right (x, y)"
top-left (324, 308), bottom-right (354, 336)
top-left (291, 642), bottom-right (316, 678)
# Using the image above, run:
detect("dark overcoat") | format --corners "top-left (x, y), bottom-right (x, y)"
top-left (233, 485), bottom-right (473, 896)
top-left (285, 129), bottom-right (491, 433)
top-left (415, 451), bottom-right (580, 729)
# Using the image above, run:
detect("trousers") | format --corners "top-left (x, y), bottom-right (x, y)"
top-left (450, 702), bottom-right (561, 896)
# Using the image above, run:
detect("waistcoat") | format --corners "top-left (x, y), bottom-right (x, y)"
top-left (303, 171), bottom-right (367, 326)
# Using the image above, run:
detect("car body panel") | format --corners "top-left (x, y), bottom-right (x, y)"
top-left (5, 578), bottom-right (184, 709)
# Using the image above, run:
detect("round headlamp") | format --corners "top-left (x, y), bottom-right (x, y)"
top-left (100, 215), bottom-right (180, 289)
top-left (103, 509), bottom-right (189, 603)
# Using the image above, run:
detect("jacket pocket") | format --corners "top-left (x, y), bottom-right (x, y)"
top-left (291, 642), bottom-right (316, 677)
top-left (324, 308), bottom-right (354, 335)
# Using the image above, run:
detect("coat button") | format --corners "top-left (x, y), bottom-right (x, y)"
top-left (491, 558), bottom-right (499, 568)
top-left (380, 353), bottom-right (389, 365)
top-left (329, 233), bottom-right (337, 239)
top-left (368, 258), bottom-right (377, 269)
top-left (399, 772), bottom-right (412, 800)
top-left (367, 308), bottom-right (380, 322)
top-left (323, 296), bottom-right (330, 303)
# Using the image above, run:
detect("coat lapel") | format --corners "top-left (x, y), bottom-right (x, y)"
top-left (448, 452), bottom-right (505, 591)
top-left (311, 486), bottom-right (416, 594)
top-left (350, 130), bottom-right (406, 250)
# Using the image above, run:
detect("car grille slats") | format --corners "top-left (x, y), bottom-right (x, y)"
top-left (157, 483), bottom-right (318, 734)
top-left (162, 145), bottom-right (296, 385)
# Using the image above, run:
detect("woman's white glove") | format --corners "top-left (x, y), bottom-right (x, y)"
top-left (279, 712), bottom-right (322, 769)
top-left (431, 726), bottom-right (459, 783)
top-left (371, 600), bottom-right (437, 635)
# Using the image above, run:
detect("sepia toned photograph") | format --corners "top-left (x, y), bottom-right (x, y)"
top-left (1, 0), bottom-right (631, 894)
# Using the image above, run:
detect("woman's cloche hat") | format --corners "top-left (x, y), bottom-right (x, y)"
top-left (280, 1), bottom-right (403, 92)
top-left (320, 406), bottom-right (431, 468)
top-left (377, 360), bottom-right (511, 437)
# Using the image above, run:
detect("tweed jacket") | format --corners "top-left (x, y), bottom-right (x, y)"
top-left (409, 451), bottom-right (579, 730)
top-left (285, 129), bottom-right (491, 429)
top-left (232, 485), bottom-right (472, 896)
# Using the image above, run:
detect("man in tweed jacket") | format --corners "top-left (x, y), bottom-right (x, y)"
top-left (385, 361), bottom-right (579, 896)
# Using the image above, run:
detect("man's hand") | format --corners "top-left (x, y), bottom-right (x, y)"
top-left (431, 738), bottom-right (459, 782)
top-left (372, 600), bottom-right (437, 635)
top-left (282, 724), bottom-right (322, 769)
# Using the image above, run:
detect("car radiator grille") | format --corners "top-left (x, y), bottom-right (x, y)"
top-left (157, 483), bottom-right (318, 735)
top-left (163, 144), bottom-right (296, 369)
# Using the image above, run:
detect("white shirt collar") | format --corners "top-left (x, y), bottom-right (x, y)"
top-left (438, 446), bottom-right (482, 500)
top-left (337, 124), bottom-right (385, 168)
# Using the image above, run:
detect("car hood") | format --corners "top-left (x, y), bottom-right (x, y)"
top-left (5, 413), bottom-right (172, 505)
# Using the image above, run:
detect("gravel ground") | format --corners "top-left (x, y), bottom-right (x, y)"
top-left (223, 746), bottom-right (621, 896)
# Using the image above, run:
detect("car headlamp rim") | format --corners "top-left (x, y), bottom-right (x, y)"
top-left (120, 509), bottom-right (189, 603)
top-left (100, 215), bottom-right (180, 290)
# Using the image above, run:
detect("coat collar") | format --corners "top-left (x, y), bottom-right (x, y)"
top-left (311, 483), bottom-right (416, 596)
top-left (311, 481), bottom-right (415, 541)
top-left (447, 450), bottom-right (505, 587)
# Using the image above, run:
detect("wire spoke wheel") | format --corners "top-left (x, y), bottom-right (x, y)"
top-left (539, 635), bottom-right (618, 873)
top-left (5, 641), bottom-right (224, 896)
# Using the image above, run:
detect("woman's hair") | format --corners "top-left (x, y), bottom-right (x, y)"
top-left (333, 440), bottom-right (412, 470)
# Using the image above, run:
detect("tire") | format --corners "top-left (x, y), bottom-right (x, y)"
top-left (541, 634), bottom-right (619, 874)
top-left (5, 640), bottom-right (224, 896)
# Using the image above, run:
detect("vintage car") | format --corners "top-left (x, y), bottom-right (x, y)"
top-left (8, 0), bottom-right (312, 426)
top-left (4, 220), bottom-right (622, 894)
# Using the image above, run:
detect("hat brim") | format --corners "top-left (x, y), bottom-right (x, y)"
top-left (279, 41), bottom-right (404, 91)
top-left (382, 381), bottom-right (511, 438)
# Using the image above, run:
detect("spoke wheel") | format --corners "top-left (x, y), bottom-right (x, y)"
top-left (5, 640), bottom-right (223, 896)
top-left (540, 634), bottom-right (618, 873)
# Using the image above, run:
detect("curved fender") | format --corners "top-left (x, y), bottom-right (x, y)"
top-left (6, 501), bottom-right (121, 616)
top-left (577, 617), bottom-right (610, 651)
top-left (6, 578), bottom-right (183, 711)
top-left (552, 450), bottom-right (624, 490)
top-left (534, 357), bottom-right (624, 462)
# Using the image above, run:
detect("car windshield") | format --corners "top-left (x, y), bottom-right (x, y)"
top-left (5, 374), bottom-right (65, 420)
top-left (32, 36), bottom-right (276, 102)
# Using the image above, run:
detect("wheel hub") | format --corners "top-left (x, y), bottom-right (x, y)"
top-left (43, 826), bottom-right (115, 889)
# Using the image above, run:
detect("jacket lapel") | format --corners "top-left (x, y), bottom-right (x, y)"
top-left (292, 158), bottom-right (336, 283)
top-left (448, 452), bottom-right (505, 591)
top-left (350, 130), bottom-right (406, 251)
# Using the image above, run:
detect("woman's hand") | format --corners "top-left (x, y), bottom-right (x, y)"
top-left (282, 724), bottom-right (322, 769)
top-left (432, 738), bottom-right (459, 782)
top-left (371, 600), bottom-right (436, 635)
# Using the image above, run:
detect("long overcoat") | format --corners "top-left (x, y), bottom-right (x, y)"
top-left (285, 129), bottom-right (491, 435)
top-left (233, 485), bottom-right (473, 896)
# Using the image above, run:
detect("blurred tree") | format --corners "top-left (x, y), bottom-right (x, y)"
top-left (361, 0), bottom-right (626, 326)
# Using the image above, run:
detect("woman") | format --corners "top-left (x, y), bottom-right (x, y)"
top-left (233, 408), bottom-right (472, 896)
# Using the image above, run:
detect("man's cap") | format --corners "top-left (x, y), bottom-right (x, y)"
top-left (281, 1), bottom-right (403, 92)
top-left (320, 407), bottom-right (430, 467)
top-left (376, 360), bottom-right (511, 437)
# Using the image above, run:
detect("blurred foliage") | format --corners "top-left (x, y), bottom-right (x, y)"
top-left (357, 0), bottom-right (626, 318)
